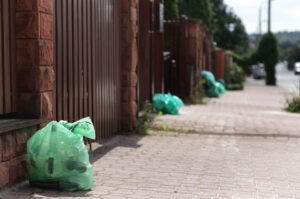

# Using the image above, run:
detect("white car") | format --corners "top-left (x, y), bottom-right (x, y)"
top-left (252, 63), bottom-right (266, 79)
top-left (294, 62), bottom-right (300, 75)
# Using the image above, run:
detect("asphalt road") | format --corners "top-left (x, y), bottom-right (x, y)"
top-left (276, 63), bottom-right (300, 94)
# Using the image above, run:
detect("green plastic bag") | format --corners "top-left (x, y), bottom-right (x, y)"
top-left (206, 85), bottom-right (220, 98)
top-left (153, 93), bottom-right (184, 115)
top-left (201, 71), bottom-right (216, 86)
top-left (27, 117), bottom-right (95, 191)
top-left (215, 82), bottom-right (226, 94)
top-left (216, 79), bottom-right (226, 87)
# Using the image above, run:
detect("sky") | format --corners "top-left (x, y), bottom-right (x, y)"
top-left (224, 0), bottom-right (300, 34)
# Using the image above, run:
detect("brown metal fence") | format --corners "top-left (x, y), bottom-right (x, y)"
top-left (164, 17), bottom-right (212, 100)
top-left (164, 18), bottom-right (187, 99)
top-left (0, 0), bottom-right (16, 115)
top-left (137, 0), bottom-right (164, 110)
top-left (54, 0), bottom-right (121, 141)
top-left (138, 0), bottom-right (153, 110)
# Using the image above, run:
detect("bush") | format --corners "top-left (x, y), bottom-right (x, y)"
top-left (119, 100), bottom-right (153, 135)
top-left (285, 97), bottom-right (300, 113)
top-left (225, 62), bottom-right (245, 90)
top-left (185, 82), bottom-right (206, 104)
top-left (287, 46), bottom-right (300, 70)
top-left (164, 0), bottom-right (179, 19)
top-left (256, 33), bottom-right (280, 85)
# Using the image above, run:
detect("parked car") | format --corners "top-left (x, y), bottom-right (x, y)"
top-left (294, 62), bottom-right (300, 75)
top-left (252, 63), bottom-right (266, 79)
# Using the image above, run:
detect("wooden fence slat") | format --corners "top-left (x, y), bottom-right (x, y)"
top-left (73, 0), bottom-right (79, 121)
top-left (56, 0), bottom-right (63, 120)
top-left (87, 0), bottom-right (92, 120)
top-left (68, 0), bottom-right (74, 121)
top-left (62, 0), bottom-right (68, 119)
top-left (82, 0), bottom-right (88, 117)
top-left (0, 0), bottom-right (3, 114)
top-left (3, 0), bottom-right (11, 113)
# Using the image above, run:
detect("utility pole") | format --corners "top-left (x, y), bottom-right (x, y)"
top-left (259, 7), bottom-right (262, 35)
top-left (268, 0), bottom-right (271, 32)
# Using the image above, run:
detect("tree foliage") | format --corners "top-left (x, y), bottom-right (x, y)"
top-left (211, 0), bottom-right (249, 54)
top-left (164, 0), bottom-right (179, 19)
top-left (164, 0), bottom-right (249, 54)
top-left (178, 0), bottom-right (216, 35)
top-left (287, 46), bottom-right (300, 70)
top-left (256, 33), bottom-right (280, 85)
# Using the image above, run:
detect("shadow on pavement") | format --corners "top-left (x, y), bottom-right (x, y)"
top-left (0, 135), bottom-right (144, 199)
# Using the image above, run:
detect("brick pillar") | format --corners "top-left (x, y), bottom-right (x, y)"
top-left (15, 0), bottom-right (54, 121)
top-left (120, 0), bottom-right (138, 130)
top-left (214, 48), bottom-right (225, 80)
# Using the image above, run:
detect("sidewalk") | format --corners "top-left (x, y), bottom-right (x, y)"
top-left (2, 79), bottom-right (300, 199)
top-left (154, 78), bottom-right (300, 137)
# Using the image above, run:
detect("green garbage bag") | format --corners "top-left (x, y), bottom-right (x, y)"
top-left (153, 93), bottom-right (183, 115)
top-left (206, 85), bottom-right (220, 98)
top-left (215, 82), bottom-right (226, 94)
top-left (216, 79), bottom-right (226, 87)
top-left (27, 117), bottom-right (95, 191)
top-left (172, 95), bottom-right (184, 107)
top-left (201, 71), bottom-right (216, 86)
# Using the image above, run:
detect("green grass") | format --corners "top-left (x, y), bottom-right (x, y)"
top-left (285, 97), bottom-right (300, 113)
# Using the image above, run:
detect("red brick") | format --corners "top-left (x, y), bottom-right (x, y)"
top-left (121, 27), bottom-right (131, 44)
top-left (17, 67), bottom-right (36, 92)
top-left (37, 67), bottom-right (55, 91)
top-left (41, 92), bottom-right (54, 121)
top-left (130, 7), bottom-right (137, 22)
top-left (15, 129), bottom-right (30, 154)
top-left (16, 40), bottom-right (35, 65)
top-left (37, 40), bottom-right (53, 65)
top-left (18, 93), bottom-right (41, 116)
top-left (37, 0), bottom-right (53, 13)
top-left (121, 0), bottom-right (129, 13)
top-left (130, 0), bottom-right (138, 7)
top-left (1, 133), bottom-right (17, 161)
top-left (122, 87), bottom-right (136, 102)
top-left (131, 41), bottom-right (138, 72)
top-left (16, 0), bottom-right (33, 11)
top-left (16, 13), bottom-right (39, 38)
top-left (0, 137), bottom-right (2, 162)
top-left (40, 13), bottom-right (53, 39)
top-left (121, 72), bottom-right (138, 87)
top-left (131, 23), bottom-right (138, 38)
top-left (9, 155), bottom-right (28, 184)
top-left (121, 14), bottom-right (130, 27)
top-left (121, 116), bottom-right (137, 130)
top-left (122, 102), bottom-right (137, 116)
top-left (122, 87), bottom-right (130, 102)
top-left (0, 162), bottom-right (9, 188)
top-left (130, 87), bottom-right (137, 101)
top-left (121, 45), bottom-right (132, 71)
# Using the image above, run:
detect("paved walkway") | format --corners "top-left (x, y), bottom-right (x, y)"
top-left (154, 78), bottom-right (300, 137)
top-left (2, 79), bottom-right (300, 199)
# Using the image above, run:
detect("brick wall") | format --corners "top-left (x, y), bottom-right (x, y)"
top-left (120, 0), bottom-right (138, 130)
top-left (15, 0), bottom-right (55, 122)
top-left (0, 0), bottom-right (55, 190)
top-left (0, 126), bottom-right (38, 188)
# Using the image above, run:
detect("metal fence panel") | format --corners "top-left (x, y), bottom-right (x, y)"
top-left (0, 0), bottom-right (16, 115)
top-left (54, 0), bottom-right (121, 141)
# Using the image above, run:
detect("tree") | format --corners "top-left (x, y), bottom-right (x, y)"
top-left (178, 0), bottom-right (216, 35)
top-left (256, 33), bottom-right (279, 85)
top-left (211, 0), bottom-right (249, 54)
top-left (164, 0), bottom-right (179, 19)
top-left (287, 46), bottom-right (300, 70)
